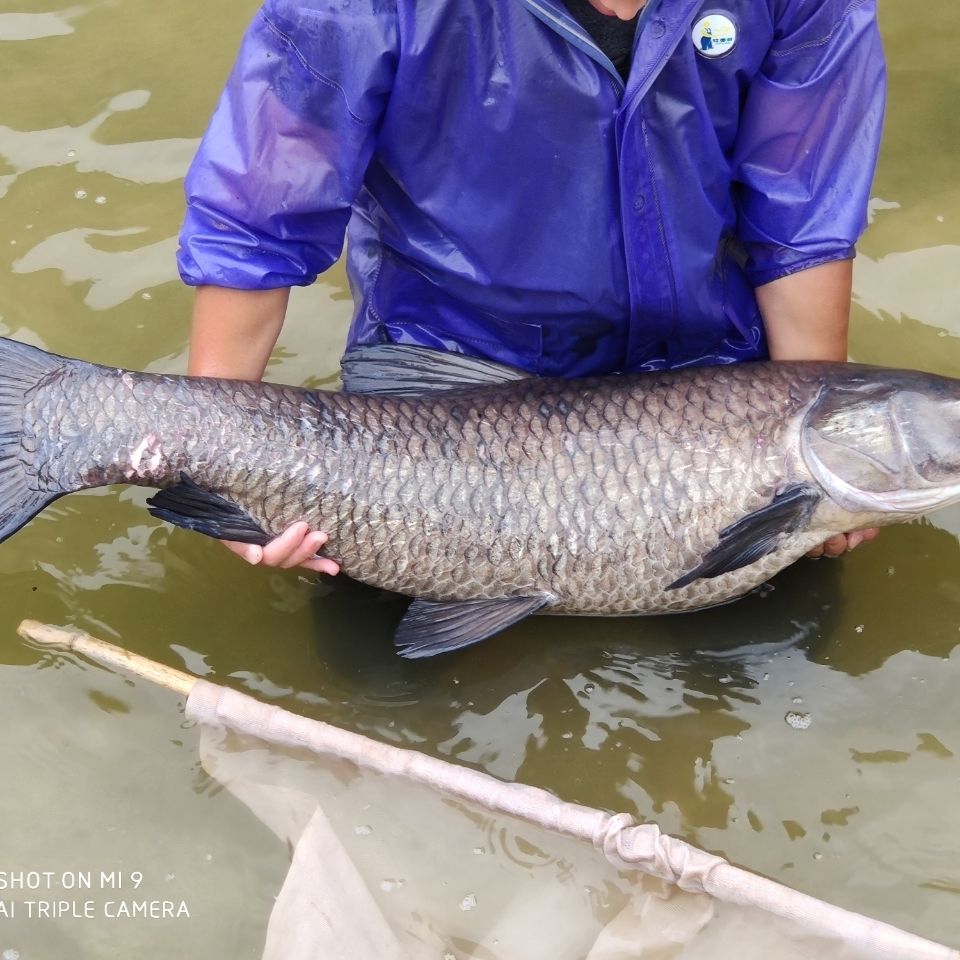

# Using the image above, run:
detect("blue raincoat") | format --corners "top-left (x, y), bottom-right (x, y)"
top-left (178, 0), bottom-right (886, 377)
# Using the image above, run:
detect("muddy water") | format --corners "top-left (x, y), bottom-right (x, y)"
top-left (0, 0), bottom-right (957, 955)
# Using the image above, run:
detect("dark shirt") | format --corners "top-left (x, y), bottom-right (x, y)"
top-left (563, 0), bottom-right (639, 79)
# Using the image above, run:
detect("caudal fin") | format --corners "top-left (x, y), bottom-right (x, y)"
top-left (0, 337), bottom-right (67, 542)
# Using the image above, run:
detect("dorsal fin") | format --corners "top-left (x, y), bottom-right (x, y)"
top-left (340, 344), bottom-right (531, 396)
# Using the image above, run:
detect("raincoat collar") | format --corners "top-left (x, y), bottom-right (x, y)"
top-left (515, 0), bottom-right (624, 83)
top-left (514, 0), bottom-right (700, 97)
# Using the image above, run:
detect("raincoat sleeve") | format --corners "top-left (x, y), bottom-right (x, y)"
top-left (177, 0), bottom-right (398, 289)
top-left (733, 0), bottom-right (886, 287)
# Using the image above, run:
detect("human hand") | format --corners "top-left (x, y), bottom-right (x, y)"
top-left (806, 528), bottom-right (879, 559)
top-left (221, 521), bottom-right (341, 575)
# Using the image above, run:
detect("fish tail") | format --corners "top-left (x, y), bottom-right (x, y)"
top-left (0, 337), bottom-right (68, 542)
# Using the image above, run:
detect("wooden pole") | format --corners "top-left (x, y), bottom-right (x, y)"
top-left (17, 620), bottom-right (197, 698)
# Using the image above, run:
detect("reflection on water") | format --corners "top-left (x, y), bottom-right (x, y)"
top-left (0, 0), bottom-right (958, 954)
top-left (0, 11), bottom-right (80, 42)
top-left (0, 88), bottom-right (196, 200)
top-left (13, 226), bottom-right (178, 310)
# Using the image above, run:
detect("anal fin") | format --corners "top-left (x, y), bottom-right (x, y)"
top-left (395, 594), bottom-right (553, 658)
top-left (668, 484), bottom-right (821, 590)
top-left (146, 474), bottom-right (270, 545)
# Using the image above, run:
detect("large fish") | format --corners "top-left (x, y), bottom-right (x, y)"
top-left (1, 337), bottom-right (958, 656)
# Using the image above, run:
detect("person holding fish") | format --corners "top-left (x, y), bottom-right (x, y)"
top-left (177, 0), bottom-right (885, 574)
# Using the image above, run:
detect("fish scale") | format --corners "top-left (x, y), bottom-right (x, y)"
top-left (285, 368), bottom-right (806, 610)
top-left (3, 337), bottom-right (960, 656)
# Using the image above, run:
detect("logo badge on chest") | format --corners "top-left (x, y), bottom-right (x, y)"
top-left (692, 12), bottom-right (737, 59)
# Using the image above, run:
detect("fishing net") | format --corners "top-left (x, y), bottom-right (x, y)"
top-left (16, 623), bottom-right (960, 960)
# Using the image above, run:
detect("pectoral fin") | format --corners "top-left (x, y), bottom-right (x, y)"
top-left (668, 484), bottom-right (821, 590)
top-left (395, 594), bottom-right (553, 658)
top-left (147, 474), bottom-right (270, 545)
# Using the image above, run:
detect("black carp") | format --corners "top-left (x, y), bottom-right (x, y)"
top-left (1, 337), bottom-right (958, 657)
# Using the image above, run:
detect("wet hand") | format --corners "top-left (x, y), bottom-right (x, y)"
top-left (221, 521), bottom-right (340, 575)
top-left (806, 528), bottom-right (879, 559)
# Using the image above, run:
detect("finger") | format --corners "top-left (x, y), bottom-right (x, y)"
top-left (277, 529), bottom-right (330, 570)
top-left (847, 527), bottom-right (881, 552)
top-left (298, 531), bottom-right (340, 576)
top-left (805, 543), bottom-right (825, 559)
top-left (222, 539), bottom-right (264, 565)
top-left (820, 533), bottom-right (849, 558)
top-left (295, 531), bottom-right (340, 575)
top-left (300, 556), bottom-right (341, 576)
top-left (260, 521), bottom-right (311, 567)
top-left (844, 531), bottom-right (864, 551)
top-left (222, 525), bottom-right (339, 573)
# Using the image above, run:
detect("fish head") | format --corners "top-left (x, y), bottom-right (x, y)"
top-left (801, 368), bottom-right (960, 519)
